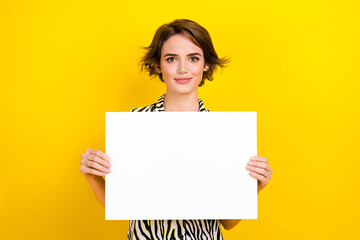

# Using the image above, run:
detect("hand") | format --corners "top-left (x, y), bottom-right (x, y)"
top-left (80, 148), bottom-right (112, 179)
top-left (246, 156), bottom-right (273, 193)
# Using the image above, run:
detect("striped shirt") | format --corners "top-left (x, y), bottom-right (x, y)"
top-left (130, 94), bottom-right (210, 113)
top-left (127, 94), bottom-right (223, 240)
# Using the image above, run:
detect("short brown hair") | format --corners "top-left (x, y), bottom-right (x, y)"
top-left (140, 19), bottom-right (230, 87)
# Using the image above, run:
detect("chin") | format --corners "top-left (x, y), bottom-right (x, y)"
top-left (170, 85), bottom-right (199, 94)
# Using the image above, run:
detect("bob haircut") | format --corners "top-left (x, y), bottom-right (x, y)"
top-left (140, 19), bottom-right (230, 87)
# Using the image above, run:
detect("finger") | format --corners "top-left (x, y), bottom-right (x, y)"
top-left (250, 156), bottom-right (267, 162)
top-left (246, 165), bottom-right (271, 180)
top-left (85, 153), bottom-right (111, 168)
top-left (85, 160), bottom-right (111, 173)
top-left (247, 161), bottom-right (270, 172)
top-left (249, 171), bottom-right (269, 184)
top-left (81, 165), bottom-right (108, 176)
top-left (86, 149), bottom-right (111, 162)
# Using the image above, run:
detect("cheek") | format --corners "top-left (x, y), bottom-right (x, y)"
top-left (191, 64), bottom-right (205, 76)
top-left (160, 63), bottom-right (176, 76)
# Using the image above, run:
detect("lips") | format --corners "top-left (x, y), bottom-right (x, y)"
top-left (174, 77), bottom-right (192, 84)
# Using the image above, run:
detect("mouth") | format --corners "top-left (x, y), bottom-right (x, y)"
top-left (174, 77), bottom-right (192, 84)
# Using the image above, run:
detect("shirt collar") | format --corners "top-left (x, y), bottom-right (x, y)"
top-left (154, 94), bottom-right (209, 112)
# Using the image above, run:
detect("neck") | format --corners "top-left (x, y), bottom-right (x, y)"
top-left (163, 90), bottom-right (199, 112)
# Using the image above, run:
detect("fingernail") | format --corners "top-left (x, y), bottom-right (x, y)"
top-left (251, 156), bottom-right (256, 160)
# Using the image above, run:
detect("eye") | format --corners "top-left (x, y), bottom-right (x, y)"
top-left (166, 57), bottom-right (176, 62)
top-left (190, 57), bottom-right (199, 62)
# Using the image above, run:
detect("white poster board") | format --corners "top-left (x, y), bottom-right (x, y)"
top-left (105, 112), bottom-right (257, 220)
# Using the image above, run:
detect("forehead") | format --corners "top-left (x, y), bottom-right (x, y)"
top-left (161, 34), bottom-right (203, 55)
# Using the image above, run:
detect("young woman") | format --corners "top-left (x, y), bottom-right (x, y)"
top-left (80, 19), bottom-right (273, 240)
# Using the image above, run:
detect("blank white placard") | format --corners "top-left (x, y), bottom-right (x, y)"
top-left (105, 112), bottom-right (257, 220)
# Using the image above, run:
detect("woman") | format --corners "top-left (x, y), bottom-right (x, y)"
top-left (80, 19), bottom-right (273, 240)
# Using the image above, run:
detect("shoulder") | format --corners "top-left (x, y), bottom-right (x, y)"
top-left (129, 103), bottom-right (157, 112)
top-left (129, 94), bottom-right (165, 112)
top-left (198, 98), bottom-right (211, 112)
top-left (129, 94), bottom-right (210, 112)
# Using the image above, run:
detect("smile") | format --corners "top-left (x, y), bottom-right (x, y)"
top-left (174, 77), bottom-right (192, 84)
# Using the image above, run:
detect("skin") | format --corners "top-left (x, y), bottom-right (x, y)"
top-left (154, 34), bottom-right (209, 111)
top-left (80, 33), bottom-right (273, 231)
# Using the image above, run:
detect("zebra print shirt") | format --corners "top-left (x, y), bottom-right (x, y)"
top-left (130, 94), bottom-right (210, 113)
top-left (127, 94), bottom-right (223, 240)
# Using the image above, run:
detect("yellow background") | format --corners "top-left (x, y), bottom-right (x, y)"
top-left (1, 0), bottom-right (359, 239)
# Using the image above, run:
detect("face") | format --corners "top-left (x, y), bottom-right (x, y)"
top-left (155, 34), bottom-right (209, 95)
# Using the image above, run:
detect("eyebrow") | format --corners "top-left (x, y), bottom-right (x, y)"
top-left (163, 52), bottom-right (202, 57)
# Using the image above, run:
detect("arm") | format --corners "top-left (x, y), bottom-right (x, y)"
top-left (85, 175), bottom-right (106, 208)
top-left (220, 220), bottom-right (242, 230)
top-left (220, 190), bottom-right (260, 230)
top-left (220, 191), bottom-right (259, 230)
top-left (80, 148), bottom-right (112, 208)
top-left (221, 156), bottom-right (273, 230)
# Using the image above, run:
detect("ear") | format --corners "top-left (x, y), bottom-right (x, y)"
top-left (154, 63), bottom-right (161, 73)
top-left (203, 64), bottom-right (209, 72)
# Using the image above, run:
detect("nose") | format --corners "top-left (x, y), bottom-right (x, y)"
top-left (177, 60), bottom-right (188, 74)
